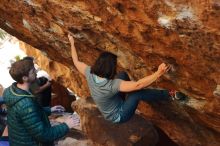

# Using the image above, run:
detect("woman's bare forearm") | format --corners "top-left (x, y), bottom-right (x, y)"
top-left (70, 42), bottom-right (79, 63)
top-left (136, 71), bottom-right (160, 89)
top-left (68, 34), bottom-right (88, 75)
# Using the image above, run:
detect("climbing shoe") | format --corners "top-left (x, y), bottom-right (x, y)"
top-left (169, 90), bottom-right (188, 101)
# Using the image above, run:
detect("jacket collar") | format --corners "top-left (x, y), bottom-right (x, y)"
top-left (10, 82), bottom-right (34, 97)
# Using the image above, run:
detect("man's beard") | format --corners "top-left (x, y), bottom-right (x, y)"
top-left (27, 76), bottom-right (37, 84)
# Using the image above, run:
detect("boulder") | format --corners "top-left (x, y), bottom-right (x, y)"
top-left (72, 98), bottom-right (159, 146)
top-left (0, 1), bottom-right (219, 145)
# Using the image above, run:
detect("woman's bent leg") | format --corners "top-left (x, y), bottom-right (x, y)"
top-left (119, 89), bottom-right (170, 123)
top-left (119, 94), bottom-right (140, 123)
top-left (129, 89), bottom-right (170, 102)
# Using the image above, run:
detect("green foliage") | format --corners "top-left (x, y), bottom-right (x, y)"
top-left (0, 29), bottom-right (7, 40)
top-left (15, 55), bottom-right (21, 61)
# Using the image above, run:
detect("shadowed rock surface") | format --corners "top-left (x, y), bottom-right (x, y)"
top-left (73, 98), bottom-right (159, 146)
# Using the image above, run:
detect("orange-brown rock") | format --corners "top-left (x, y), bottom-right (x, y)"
top-left (0, 1), bottom-right (220, 146)
top-left (51, 81), bottom-right (76, 112)
top-left (72, 98), bottom-right (159, 146)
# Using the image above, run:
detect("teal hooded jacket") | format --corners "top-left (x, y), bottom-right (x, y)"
top-left (3, 83), bottom-right (69, 146)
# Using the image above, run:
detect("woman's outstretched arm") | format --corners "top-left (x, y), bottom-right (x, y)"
top-left (68, 34), bottom-right (88, 76)
top-left (119, 63), bottom-right (170, 92)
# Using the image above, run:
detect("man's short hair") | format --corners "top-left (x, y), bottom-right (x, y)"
top-left (9, 59), bottom-right (34, 84)
top-left (22, 56), bottom-right (34, 62)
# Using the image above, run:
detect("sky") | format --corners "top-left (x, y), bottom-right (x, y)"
top-left (0, 36), bottom-right (26, 88)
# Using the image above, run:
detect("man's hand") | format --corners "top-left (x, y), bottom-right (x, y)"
top-left (51, 105), bottom-right (65, 113)
top-left (157, 63), bottom-right (170, 76)
top-left (64, 115), bottom-right (77, 129)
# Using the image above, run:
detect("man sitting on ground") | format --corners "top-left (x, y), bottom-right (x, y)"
top-left (3, 59), bottom-right (76, 146)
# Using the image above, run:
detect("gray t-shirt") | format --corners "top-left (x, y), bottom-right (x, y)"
top-left (85, 66), bottom-right (123, 123)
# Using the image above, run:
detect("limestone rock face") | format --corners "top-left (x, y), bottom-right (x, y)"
top-left (0, 0), bottom-right (220, 146)
top-left (72, 99), bottom-right (159, 146)
top-left (51, 81), bottom-right (76, 112)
